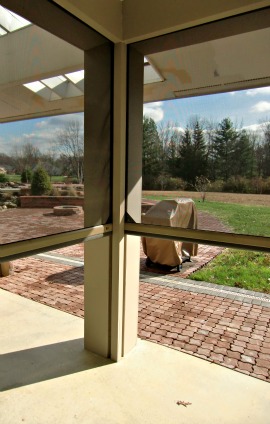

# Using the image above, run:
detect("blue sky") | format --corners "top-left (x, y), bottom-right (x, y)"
top-left (0, 113), bottom-right (84, 154)
top-left (0, 86), bottom-right (270, 154)
top-left (144, 86), bottom-right (270, 132)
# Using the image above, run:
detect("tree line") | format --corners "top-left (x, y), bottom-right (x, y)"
top-left (143, 116), bottom-right (270, 193)
top-left (0, 120), bottom-right (83, 184)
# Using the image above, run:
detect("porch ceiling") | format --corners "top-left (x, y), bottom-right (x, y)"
top-left (0, 24), bottom-right (84, 123)
top-left (144, 26), bottom-right (270, 102)
top-left (0, 7), bottom-right (269, 122)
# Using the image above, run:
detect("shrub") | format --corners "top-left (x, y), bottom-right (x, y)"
top-left (50, 186), bottom-right (61, 196)
top-left (21, 167), bottom-right (33, 183)
top-left (66, 186), bottom-right (77, 196)
top-left (208, 180), bottom-right (224, 192)
top-left (222, 176), bottom-right (250, 193)
top-left (261, 177), bottom-right (270, 194)
top-left (157, 175), bottom-right (186, 190)
top-left (31, 166), bottom-right (52, 195)
top-left (194, 176), bottom-right (211, 202)
top-left (0, 173), bottom-right (8, 183)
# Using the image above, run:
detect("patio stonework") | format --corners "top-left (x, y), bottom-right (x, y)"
top-left (0, 207), bottom-right (269, 382)
top-left (0, 253), bottom-right (269, 382)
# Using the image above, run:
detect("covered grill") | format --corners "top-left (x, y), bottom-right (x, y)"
top-left (142, 198), bottom-right (198, 270)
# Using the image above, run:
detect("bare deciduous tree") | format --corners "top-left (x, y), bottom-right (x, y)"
top-left (11, 142), bottom-right (41, 173)
top-left (57, 120), bottom-right (84, 183)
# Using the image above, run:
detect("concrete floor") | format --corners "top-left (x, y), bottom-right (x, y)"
top-left (1, 289), bottom-right (269, 424)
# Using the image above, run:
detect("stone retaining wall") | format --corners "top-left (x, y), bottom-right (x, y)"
top-left (20, 196), bottom-right (84, 208)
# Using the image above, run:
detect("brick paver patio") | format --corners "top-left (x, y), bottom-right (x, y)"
top-left (0, 208), bottom-right (84, 244)
top-left (0, 207), bottom-right (269, 382)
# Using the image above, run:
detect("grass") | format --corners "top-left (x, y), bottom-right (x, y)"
top-left (143, 191), bottom-right (270, 293)
top-left (50, 176), bottom-right (66, 183)
top-left (7, 174), bottom-right (66, 183)
top-left (6, 174), bottom-right (21, 183)
top-left (143, 192), bottom-right (270, 237)
top-left (194, 200), bottom-right (270, 237)
top-left (190, 249), bottom-right (270, 294)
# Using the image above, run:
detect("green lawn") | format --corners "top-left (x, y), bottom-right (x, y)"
top-left (7, 174), bottom-right (66, 183)
top-left (190, 202), bottom-right (270, 293)
top-left (143, 193), bottom-right (270, 237)
top-left (194, 200), bottom-right (270, 237)
top-left (6, 174), bottom-right (21, 183)
top-left (50, 176), bottom-right (66, 183)
top-left (190, 249), bottom-right (270, 294)
top-left (143, 192), bottom-right (270, 293)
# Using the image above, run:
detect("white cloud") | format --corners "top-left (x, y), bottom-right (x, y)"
top-left (2, 112), bottom-right (84, 154)
top-left (171, 126), bottom-right (184, 133)
top-left (47, 113), bottom-right (84, 127)
top-left (242, 121), bottom-right (270, 134)
top-left (246, 87), bottom-right (270, 96)
top-left (143, 102), bottom-right (164, 122)
top-left (243, 123), bottom-right (262, 132)
top-left (251, 101), bottom-right (270, 113)
top-left (35, 120), bottom-right (48, 128)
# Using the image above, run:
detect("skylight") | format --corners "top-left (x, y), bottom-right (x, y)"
top-left (41, 75), bottom-right (67, 89)
top-left (144, 60), bottom-right (163, 85)
top-left (65, 70), bottom-right (84, 84)
top-left (0, 6), bottom-right (31, 34)
top-left (0, 27), bottom-right (7, 36)
top-left (23, 71), bottom-right (84, 101)
top-left (23, 81), bottom-right (46, 93)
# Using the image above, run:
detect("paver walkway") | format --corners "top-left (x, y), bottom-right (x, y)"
top-left (0, 207), bottom-right (269, 382)
top-left (1, 253), bottom-right (269, 382)
top-left (139, 274), bottom-right (270, 381)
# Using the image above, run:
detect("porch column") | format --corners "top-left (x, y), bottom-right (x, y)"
top-left (84, 41), bottom-right (143, 360)
top-left (84, 41), bottom-right (112, 357)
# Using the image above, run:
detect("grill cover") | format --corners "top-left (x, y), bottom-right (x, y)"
top-left (142, 198), bottom-right (198, 267)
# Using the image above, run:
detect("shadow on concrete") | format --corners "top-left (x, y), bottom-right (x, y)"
top-left (0, 338), bottom-right (111, 391)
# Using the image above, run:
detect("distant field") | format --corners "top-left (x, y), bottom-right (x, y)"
top-left (143, 190), bottom-right (270, 237)
top-left (7, 174), bottom-right (66, 183)
top-left (143, 190), bottom-right (270, 207)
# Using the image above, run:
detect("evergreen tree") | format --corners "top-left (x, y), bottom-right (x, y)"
top-left (178, 127), bottom-right (193, 183)
top-left (142, 116), bottom-right (162, 189)
top-left (192, 120), bottom-right (207, 181)
top-left (165, 129), bottom-right (181, 177)
top-left (204, 119), bottom-right (217, 181)
top-left (31, 166), bottom-right (52, 195)
top-left (261, 122), bottom-right (270, 177)
top-left (212, 118), bottom-right (238, 181)
top-left (178, 120), bottom-right (207, 185)
top-left (21, 167), bottom-right (33, 183)
top-left (234, 130), bottom-right (256, 178)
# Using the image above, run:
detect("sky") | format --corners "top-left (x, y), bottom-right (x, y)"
top-left (0, 113), bottom-right (84, 155)
top-left (144, 86), bottom-right (270, 133)
top-left (0, 86), bottom-right (270, 154)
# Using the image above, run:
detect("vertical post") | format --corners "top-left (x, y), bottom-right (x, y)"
top-left (110, 42), bottom-right (127, 360)
top-left (121, 46), bottom-right (144, 355)
top-left (111, 43), bottom-right (144, 359)
top-left (84, 41), bottom-right (112, 356)
top-left (126, 46), bottom-right (144, 224)
top-left (84, 41), bottom-right (144, 360)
